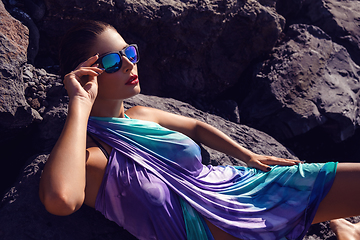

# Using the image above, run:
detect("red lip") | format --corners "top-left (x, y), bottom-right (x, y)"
top-left (126, 75), bottom-right (139, 85)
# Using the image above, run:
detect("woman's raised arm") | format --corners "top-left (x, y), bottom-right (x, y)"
top-left (39, 55), bottom-right (103, 216)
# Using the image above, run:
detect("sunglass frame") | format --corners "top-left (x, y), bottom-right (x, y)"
top-left (96, 44), bottom-right (140, 73)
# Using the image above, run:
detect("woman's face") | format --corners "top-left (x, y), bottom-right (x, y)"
top-left (90, 27), bottom-right (140, 101)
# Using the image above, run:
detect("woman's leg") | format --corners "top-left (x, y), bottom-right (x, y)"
top-left (312, 163), bottom-right (360, 224)
top-left (329, 219), bottom-right (360, 240)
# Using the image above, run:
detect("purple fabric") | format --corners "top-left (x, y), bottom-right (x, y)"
top-left (95, 150), bottom-right (187, 240)
top-left (89, 117), bottom-right (337, 240)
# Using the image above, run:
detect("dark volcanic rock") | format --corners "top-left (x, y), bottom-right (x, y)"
top-left (0, 0), bottom-right (41, 142)
top-left (0, 0), bottom-right (44, 198)
top-left (22, 63), bottom-right (68, 146)
top-left (240, 24), bottom-right (360, 142)
top-left (301, 0), bottom-right (360, 66)
top-left (37, 0), bottom-right (285, 100)
top-left (277, 0), bottom-right (360, 67)
top-left (1, 0), bottom-right (360, 239)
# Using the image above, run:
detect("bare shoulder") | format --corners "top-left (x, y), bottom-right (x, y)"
top-left (125, 105), bottom-right (152, 120)
top-left (125, 105), bottom-right (198, 138)
top-left (125, 106), bottom-right (167, 123)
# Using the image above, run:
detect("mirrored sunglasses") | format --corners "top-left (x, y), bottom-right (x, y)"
top-left (96, 44), bottom-right (139, 73)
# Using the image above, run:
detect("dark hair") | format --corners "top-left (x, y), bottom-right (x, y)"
top-left (59, 20), bottom-right (115, 78)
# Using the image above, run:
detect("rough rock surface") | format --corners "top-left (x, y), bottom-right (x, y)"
top-left (240, 24), bottom-right (360, 142)
top-left (277, 0), bottom-right (360, 68)
top-left (0, 0), bottom-right (40, 142)
top-left (1, 0), bottom-right (360, 239)
top-left (35, 0), bottom-right (285, 100)
top-left (301, 0), bottom-right (360, 66)
top-left (0, 0), bottom-right (43, 199)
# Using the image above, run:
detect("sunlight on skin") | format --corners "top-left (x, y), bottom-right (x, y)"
top-left (330, 219), bottom-right (360, 240)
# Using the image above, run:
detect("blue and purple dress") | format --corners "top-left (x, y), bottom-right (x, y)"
top-left (87, 116), bottom-right (337, 240)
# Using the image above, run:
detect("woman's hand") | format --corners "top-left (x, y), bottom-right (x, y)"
top-left (246, 153), bottom-right (303, 172)
top-left (63, 54), bottom-right (104, 106)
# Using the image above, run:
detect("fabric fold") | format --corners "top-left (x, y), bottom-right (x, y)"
top-left (88, 116), bottom-right (337, 240)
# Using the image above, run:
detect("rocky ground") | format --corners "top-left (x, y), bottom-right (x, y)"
top-left (1, 0), bottom-right (360, 239)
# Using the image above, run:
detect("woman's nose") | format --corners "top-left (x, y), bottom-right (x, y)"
top-left (121, 56), bottom-right (134, 73)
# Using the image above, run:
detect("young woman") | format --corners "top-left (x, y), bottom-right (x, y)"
top-left (39, 20), bottom-right (360, 240)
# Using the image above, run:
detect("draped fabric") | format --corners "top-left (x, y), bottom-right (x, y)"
top-left (179, 197), bottom-right (215, 240)
top-left (88, 116), bottom-right (337, 240)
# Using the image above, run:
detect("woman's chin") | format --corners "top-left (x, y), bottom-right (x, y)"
top-left (134, 85), bottom-right (141, 95)
top-left (127, 85), bottom-right (141, 99)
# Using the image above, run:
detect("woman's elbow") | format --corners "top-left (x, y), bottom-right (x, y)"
top-left (39, 189), bottom-right (84, 216)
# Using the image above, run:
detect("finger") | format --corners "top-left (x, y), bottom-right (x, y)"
top-left (64, 69), bottom-right (103, 89)
top-left (281, 158), bottom-right (304, 165)
top-left (72, 68), bottom-right (104, 79)
top-left (265, 160), bottom-right (297, 166)
top-left (281, 157), bottom-right (302, 163)
top-left (256, 162), bottom-right (272, 172)
top-left (264, 157), bottom-right (302, 165)
top-left (76, 53), bottom-right (100, 70)
top-left (66, 66), bottom-right (103, 76)
top-left (247, 159), bottom-right (271, 172)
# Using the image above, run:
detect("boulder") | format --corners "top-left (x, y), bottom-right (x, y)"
top-left (22, 63), bottom-right (68, 149)
top-left (35, 0), bottom-right (285, 100)
top-left (240, 24), bottom-right (360, 142)
top-left (0, 0), bottom-right (44, 200)
top-left (0, 62), bottom-right (67, 202)
top-left (0, 0), bottom-right (41, 142)
top-left (277, 0), bottom-right (360, 66)
top-left (301, 0), bottom-right (360, 66)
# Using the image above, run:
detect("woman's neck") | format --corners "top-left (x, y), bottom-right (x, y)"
top-left (90, 99), bottom-right (125, 118)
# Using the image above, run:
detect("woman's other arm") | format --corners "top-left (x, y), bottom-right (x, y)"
top-left (126, 106), bottom-right (301, 171)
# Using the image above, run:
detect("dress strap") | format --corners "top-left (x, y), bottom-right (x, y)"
top-left (87, 132), bottom-right (110, 160)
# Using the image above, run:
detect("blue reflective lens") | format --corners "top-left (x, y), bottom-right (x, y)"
top-left (124, 46), bottom-right (138, 63)
top-left (102, 53), bottom-right (121, 73)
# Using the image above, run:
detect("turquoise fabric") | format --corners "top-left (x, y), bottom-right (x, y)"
top-left (179, 197), bottom-right (214, 240)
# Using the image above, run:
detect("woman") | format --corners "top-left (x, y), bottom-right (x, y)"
top-left (39, 20), bottom-right (360, 240)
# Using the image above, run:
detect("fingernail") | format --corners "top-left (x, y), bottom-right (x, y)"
top-left (266, 167), bottom-right (272, 171)
top-left (99, 68), bottom-right (105, 71)
top-left (95, 53), bottom-right (100, 56)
